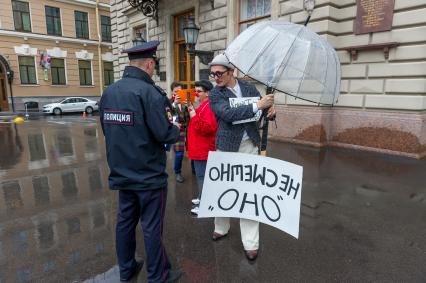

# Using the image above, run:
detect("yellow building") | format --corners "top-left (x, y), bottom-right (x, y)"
top-left (0, 0), bottom-right (113, 112)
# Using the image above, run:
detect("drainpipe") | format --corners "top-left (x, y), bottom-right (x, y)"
top-left (96, 0), bottom-right (103, 95)
top-left (7, 70), bottom-right (15, 112)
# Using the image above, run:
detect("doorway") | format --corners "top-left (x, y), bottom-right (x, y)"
top-left (173, 10), bottom-right (195, 90)
top-left (0, 62), bottom-right (9, 111)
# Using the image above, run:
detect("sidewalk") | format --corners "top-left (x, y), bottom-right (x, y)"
top-left (0, 118), bottom-right (424, 282)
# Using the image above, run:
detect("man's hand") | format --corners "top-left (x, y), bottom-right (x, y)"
top-left (174, 95), bottom-right (182, 105)
top-left (173, 122), bottom-right (181, 130)
top-left (188, 105), bottom-right (196, 118)
top-left (256, 94), bottom-right (274, 110)
top-left (267, 105), bottom-right (276, 119)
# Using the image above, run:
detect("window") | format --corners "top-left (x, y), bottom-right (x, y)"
top-left (55, 129), bottom-right (73, 156)
top-left (18, 56), bottom-right (37, 84)
top-left (74, 11), bottom-right (89, 39)
top-left (51, 58), bottom-right (66, 85)
top-left (2, 181), bottom-right (23, 210)
top-left (61, 171), bottom-right (78, 199)
top-left (101, 15), bottom-right (111, 42)
top-left (174, 11), bottom-right (195, 90)
top-left (103, 62), bottom-right (114, 86)
top-left (45, 6), bottom-right (61, 36)
top-left (32, 176), bottom-right (50, 206)
top-left (28, 133), bottom-right (46, 161)
top-left (66, 217), bottom-right (81, 235)
top-left (78, 60), bottom-right (92, 86)
top-left (88, 166), bottom-right (102, 192)
top-left (12, 0), bottom-right (31, 32)
top-left (37, 222), bottom-right (54, 249)
top-left (239, 0), bottom-right (271, 32)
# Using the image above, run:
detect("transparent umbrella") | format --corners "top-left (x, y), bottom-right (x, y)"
top-left (225, 20), bottom-right (341, 105)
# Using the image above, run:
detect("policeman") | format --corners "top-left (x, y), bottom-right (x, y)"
top-left (99, 41), bottom-right (182, 283)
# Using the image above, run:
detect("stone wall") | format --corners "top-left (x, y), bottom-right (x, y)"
top-left (277, 0), bottom-right (426, 110)
top-left (269, 0), bottom-right (426, 158)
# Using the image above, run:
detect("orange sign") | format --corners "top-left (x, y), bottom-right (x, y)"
top-left (176, 89), bottom-right (196, 105)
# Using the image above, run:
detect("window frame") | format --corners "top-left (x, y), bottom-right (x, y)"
top-left (103, 61), bottom-right (114, 86)
top-left (12, 0), bottom-right (32, 32)
top-left (173, 9), bottom-right (195, 90)
top-left (50, 58), bottom-right (67, 85)
top-left (74, 10), bottom-right (89, 39)
top-left (18, 56), bottom-right (37, 85)
top-left (238, 0), bottom-right (271, 33)
top-left (78, 60), bottom-right (93, 86)
top-left (45, 5), bottom-right (62, 36)
top-left (100, 15), bottom-right (111, 42)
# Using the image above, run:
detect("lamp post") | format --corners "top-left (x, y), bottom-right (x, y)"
top-left (303, 0), bottom-right (315, 26)
top-left (132, 32), bottom-right (145, 46)
top-left (183, 16), bottom-right (214, 65)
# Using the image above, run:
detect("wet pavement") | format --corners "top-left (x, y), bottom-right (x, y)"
top-left (0, 115), bottom-right (425, 282)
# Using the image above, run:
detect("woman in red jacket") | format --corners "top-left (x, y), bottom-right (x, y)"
top-left (187, 80), bottom-right (217, 215)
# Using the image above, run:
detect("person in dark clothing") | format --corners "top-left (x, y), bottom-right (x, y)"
top-left (99, 40), bottom-right (182, 283)
top-left (169, 82), bottom-right (190, 183)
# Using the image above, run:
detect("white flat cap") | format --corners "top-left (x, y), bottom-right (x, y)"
top-left (208, 53), bottom-right (233, 68)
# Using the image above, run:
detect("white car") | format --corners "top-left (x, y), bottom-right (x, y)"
top-left (43, 97), bottom-right (99, 115)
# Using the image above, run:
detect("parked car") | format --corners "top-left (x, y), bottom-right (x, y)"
top-left (43, 97), bottom-right (99, 115)
top-left (24, 101), bottom-right (39, 112)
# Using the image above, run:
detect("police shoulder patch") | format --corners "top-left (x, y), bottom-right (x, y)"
top-left (103, 110), bottom-right (134, 125)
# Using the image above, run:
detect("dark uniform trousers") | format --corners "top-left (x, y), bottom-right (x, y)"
top-left (116, 187), bottom-right (171, 282)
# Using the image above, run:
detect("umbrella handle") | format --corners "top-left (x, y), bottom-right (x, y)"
top-left (259, 87), bottom-right (274, 155)
top-left (259, 109), bottom-right (269, 155)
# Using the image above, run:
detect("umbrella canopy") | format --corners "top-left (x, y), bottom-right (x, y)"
top-left (224, 21), bottom-right (341, 105)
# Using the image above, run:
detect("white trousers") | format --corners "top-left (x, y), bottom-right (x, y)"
top-left (215, 139), bottom-right (260, 250)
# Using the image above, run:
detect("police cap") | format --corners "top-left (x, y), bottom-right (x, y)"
top-left (122, 40), bottom-right (160, 60)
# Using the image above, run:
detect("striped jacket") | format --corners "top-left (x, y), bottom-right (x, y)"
top-left (209, 79), bottom-right (261, 152)
top-left (172, 104), bottom-right (190, 152)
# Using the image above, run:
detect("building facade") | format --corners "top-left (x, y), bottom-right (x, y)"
top-left (111, 0), bottom-right (426, 158)
top-left (0, 0), bottom-right (114, 112)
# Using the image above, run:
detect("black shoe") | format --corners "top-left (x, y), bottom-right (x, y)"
top-left (244, 249), bottom-right (258, 261)
top-left (212, 232), bottom-right (228, 241)
top-left (120, 259), bottom-right (144, 282)
top-left (165, 269), bottom-right (183, 283)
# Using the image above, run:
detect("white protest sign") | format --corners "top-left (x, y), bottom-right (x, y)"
top-left (229, 97), bottom-right (261, 124)
top-left (198, 152), bottom-right (303, 239)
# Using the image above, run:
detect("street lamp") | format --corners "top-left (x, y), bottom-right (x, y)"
top-left (303, 0), bottom-right (315, 26)
top-left (132, 32), bottom-right (145, 46)
top-left (183, 16), bottom-right (214, 65)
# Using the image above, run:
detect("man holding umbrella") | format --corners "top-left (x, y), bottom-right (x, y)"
top-left (208, 53), bottom-right (275, 261)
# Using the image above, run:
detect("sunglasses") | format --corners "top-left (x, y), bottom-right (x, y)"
top-left (209, 70), bottom-right (228, 79)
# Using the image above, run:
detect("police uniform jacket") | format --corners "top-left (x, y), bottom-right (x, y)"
top-left (100, 66), bottom-right (180, 191)
top-left (209, 78), bottom-right (261, 152)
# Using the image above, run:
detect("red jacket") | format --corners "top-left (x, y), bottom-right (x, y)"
top-left (187, 99), bottom-right (217, 160)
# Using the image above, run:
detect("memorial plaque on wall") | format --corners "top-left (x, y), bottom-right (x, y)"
top-left (354, 0), bottom-right (395, 35)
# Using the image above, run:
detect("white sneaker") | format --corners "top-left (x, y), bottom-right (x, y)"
top-left (191, 198), bottom-right (200, 205)
top-left (191, 207), bottom-right (199, 215)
